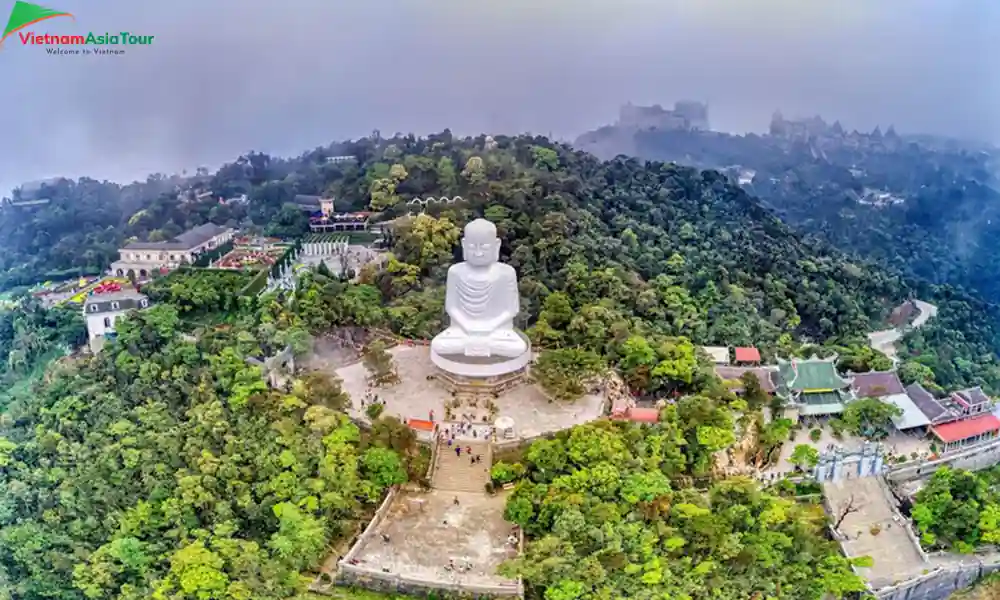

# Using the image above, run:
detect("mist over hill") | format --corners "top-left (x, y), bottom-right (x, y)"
top-left (575, 106), bottom-right (1000, 304)
top-left (0, 0), bottom-right (997, 194)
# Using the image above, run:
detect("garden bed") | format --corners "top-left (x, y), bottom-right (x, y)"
top-left (214, 246), bottom-right (288, 271)
top-left (65, 277), bottom-right (131, 305)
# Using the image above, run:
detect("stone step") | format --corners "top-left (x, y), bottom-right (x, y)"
top-left (432, 440), bottom-right (492, 492)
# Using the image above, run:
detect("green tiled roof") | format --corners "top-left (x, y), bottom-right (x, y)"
top-left (798, 390), bottom-right (851, 416)
top-left (777, 357), bottom-right (851, 392)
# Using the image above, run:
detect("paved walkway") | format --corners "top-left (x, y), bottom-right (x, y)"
top-left (433, 439), bottom-right (492, 493)
top-left (868, 299), bottom-right (938, 364)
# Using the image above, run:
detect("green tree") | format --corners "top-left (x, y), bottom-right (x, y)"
top-left (533, 348), bottom-right (606, 401)
top-left (789, 444), bottom-right (820, 471)
top-left (842, 398), bottom-right (902, 440)
top-left (362, 339), bottom-right (399, 387)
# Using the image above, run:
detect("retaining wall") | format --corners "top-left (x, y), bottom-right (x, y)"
top-left (493, 432), bottom-right (553, 453)
top-left (336, 562), bottom-right (523, 598)
top-left (874, 476), bottom-right (929, 564)
top-left (887, 439), bottom-right (1000, 483)
top-left (341, 486), bottom-right (400, 563)
top-left (876, 559), bottom-right (1000, 600)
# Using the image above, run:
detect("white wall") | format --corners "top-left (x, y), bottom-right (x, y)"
top-left (85, 310), bottom-right (128, 340)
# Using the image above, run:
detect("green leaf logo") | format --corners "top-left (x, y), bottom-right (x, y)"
top-left (1, 1), bottom-right (74, 47)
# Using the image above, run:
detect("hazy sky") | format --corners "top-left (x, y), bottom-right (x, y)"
top-left (0, 0), bottom-right (996, 192)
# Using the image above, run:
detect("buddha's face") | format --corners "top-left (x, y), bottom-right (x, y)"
top-left (462, 234), bottom-right (500, 267)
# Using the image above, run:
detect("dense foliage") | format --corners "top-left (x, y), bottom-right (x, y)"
top-left (0, 299), bottom-right (85, 375)
top-left (142, 268), bottom-right (256, 318)
top-left (499, 420), bottom-right (869, 599)
top-left (3, 129), bottom-right (1000, 598)
top-left (0, 299), bottom-right (422, 600)
top-left (579, 124), bottom-right (1000, 299)
top-left (0, 299), bottom-right (86, 409)
top-left (912, 467), bottom-right (1000, 553)
top-left (6, 131), bottom-right (999, 389)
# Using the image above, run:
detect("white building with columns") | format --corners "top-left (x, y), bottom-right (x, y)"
top-left (110, 223), bottom-right (234, 278)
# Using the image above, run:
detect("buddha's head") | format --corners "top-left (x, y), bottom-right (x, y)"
top-left (462, 219), bottom-right (500, 267)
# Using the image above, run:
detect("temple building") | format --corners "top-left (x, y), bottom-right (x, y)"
top-left (776, 356), bottom-right (854, 418)
top-left (733, 346), bottom-right (761, 365)
top-left (109, 223), bottom-right (234, 278)
top-left (618, 101), bottom-right (710, 132)
top-left (903, 383), bottom-right (1000, 452)
top-left (851, 371), bottom-right (929, 431)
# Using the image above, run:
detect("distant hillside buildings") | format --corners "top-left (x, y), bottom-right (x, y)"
top-left (110, 223), bottom-right (235, 278)
top-left (769, 111), bottom-right (903, 150)
top-left (618, 101), bottom-right (710, 132)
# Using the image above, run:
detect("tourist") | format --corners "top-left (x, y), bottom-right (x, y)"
top-left (447, 438), bottom-right (453, 448)
top-left (466, 446), bottom-right (471, 455)
top-left (470, 455), bottom-right (475, 465)
top-left (455, 446), bottom-right (461, 457)
top-left (429, 410), bottom-right (434, 421)
top-left (453, 497), bottom-right (460, 506)
top-left (476, 454), bottom-right (482, 464)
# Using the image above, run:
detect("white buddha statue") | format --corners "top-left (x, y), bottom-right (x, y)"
top-left (431, 219), bottom-right (528, 359)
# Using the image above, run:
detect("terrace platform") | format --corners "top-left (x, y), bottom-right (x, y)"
top-left (332, 345), bottom-right (605, 438)
top-left (343, 489), bottom-right (520, 593)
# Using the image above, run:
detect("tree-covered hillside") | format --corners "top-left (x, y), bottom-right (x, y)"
top-left (575, 122), bottom-right (1000, 304)
top-left (3, 131), bottom-right (1000, 393)
top-left (0, 297), bottom-right (425, 600)
top-left (3, 131), bottom-right (1000, 599)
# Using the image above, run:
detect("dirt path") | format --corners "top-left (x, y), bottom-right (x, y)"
top-left (867, 299), bottom-right (938, 364)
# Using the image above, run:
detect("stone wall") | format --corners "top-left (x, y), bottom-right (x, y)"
top-left (493, 432), bottom-right (550, 453)
top-left (341, 486), bottom-right (400, 564)
top-left (887, 438), bottom-right (1000, 483)
top-left (336, 562), bottom-right (523, 598)
top-left (425, 436), bottom-right (440, 482)
top-left (876, 559), bottom-right (1000, 600)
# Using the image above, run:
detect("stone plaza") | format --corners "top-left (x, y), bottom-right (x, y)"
top-left (346, 490), bottom-right (518, 590)
top-left (336, 344), bottom-right (605, 439)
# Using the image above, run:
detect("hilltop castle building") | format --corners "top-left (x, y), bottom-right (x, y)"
top-left (618, 101), bottom-right (710, 132)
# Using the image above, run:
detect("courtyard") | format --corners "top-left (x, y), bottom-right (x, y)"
top-left (765, 423), bottom-right (934, 477)
top-left (824, 477), bottom-right (928, 590)
top-left (348, 489), bottom-right (518, 590)
top-left (334, 345), bottom-right (606, 438)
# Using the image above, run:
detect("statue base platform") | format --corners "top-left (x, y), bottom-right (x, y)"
top-left (430, 334), bottom-right (531, 395)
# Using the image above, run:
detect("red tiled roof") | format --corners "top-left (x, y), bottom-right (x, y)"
top-left (627, 407), bottom-right (660, 423)
top-left (932, 414), bottom-right (1000, 443)
top-left (407, 419), bottom-right (435, 432)
top-left (734, 347), bottom-right (761, 362)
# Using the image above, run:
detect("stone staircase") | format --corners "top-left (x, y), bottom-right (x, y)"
top-left (431, 439), bottom-right (492, 493)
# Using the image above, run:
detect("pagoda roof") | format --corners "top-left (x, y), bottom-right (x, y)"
top-left (777, 356), bottom-right (852, 392)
